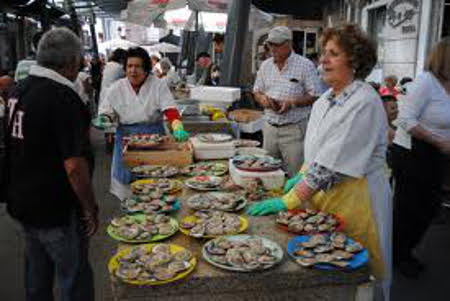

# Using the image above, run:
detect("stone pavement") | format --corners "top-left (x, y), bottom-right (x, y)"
top-left (0, 128), bottom-right (450, 301)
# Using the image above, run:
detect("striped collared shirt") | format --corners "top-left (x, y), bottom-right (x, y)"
top-left (253, 52), bottom-right (319, 125)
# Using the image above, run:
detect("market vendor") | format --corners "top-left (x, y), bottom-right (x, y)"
top-left (248, 24), bottom-right (392, 299)
top-left (96, 47), bottom-right (189, 200)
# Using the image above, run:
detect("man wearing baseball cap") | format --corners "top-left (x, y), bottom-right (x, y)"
top-left (253, 26), bottom-right (320, 177)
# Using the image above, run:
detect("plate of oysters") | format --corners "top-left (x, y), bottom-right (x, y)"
top-left (126, 134), bottom-right (166, 150)
top-left (276, 209), bottom-right (342, 235)
top-left (121, 194), bottom-right (180, 214)
top-left (131, 178), bottom-right (183, 195)
top-left (184, 176), bottom-right (224, 191)
top-left (197, 133), bottom-right (233, 144)
top-left (107, 214), bottom-right (179, 243)
top-left (179, 211), bottom-right (248, 238)
top-left (186, 192), bottom-right (247, 212)
top-left (232, 155), bottom-right (282, 172)
top-left (288, 232), bottom-right (368, 270)
top-left (203, 235), bottom-right (283, 272)
top-left (131, 165), bottom-right (179, 178)
top-left (180, 162), bottom-right (228, 177)
top-left (108, 243), bottom-right (196, 285)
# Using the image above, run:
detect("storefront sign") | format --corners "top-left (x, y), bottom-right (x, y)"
top-left (387, 0), bottom-right (419, 33)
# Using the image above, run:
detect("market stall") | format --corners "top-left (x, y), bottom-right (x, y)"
top-left (105, 133), bottom-right (372, 301)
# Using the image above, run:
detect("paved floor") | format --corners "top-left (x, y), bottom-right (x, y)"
top-left (0, 128), bottom-right (450, 301)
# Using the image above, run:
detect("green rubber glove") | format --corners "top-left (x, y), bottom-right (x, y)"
top-left (92, 114), bottom-right (112, 129)
top-left (173, 129), bottom-right (189, 142)
top-left (246, 198), bottom-right (287, 216)
top-left (284, 172), bottom-right (304, 193)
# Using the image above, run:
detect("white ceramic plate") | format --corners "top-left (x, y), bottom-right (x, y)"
top-left (202, 235), bottom-right (283, 272)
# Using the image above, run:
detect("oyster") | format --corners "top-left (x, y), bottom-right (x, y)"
top-left (152, 244), bottom-right (171, 254)
top-left (315, 253), bottom-right (334, 263)
top-left (330, 261), bottom-right (351, 268)
top-left (330, 232), bottom-right (347, 244)
top-left (330, 250), bottom-right (354, 260)
top-left (294, 249), bottom-right (315, 258)
top-left (296, 257), bottom-right (316, 267)
top-left (345, 241), bottom-right (364, 253)
top-left (278, 209), bottom-right (339, 234)
top-left (168, 260), bottom-right (191, 273)
top-left (153, 267), bottom-right (175, 281)
top-left (173, 250), bottom-right (192, 261)
top-left (157, 223), bottom-right (174, 236)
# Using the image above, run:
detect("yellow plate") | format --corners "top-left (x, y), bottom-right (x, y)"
top-left (108, 243), bottom-right (197, 285)
top-left (130, 179), bottom-right (183, 195)
top-left (179, 215), bottom-right (249, 238)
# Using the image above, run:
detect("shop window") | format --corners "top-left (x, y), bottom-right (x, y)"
top-left (368, 5), bottom-right (387, 66)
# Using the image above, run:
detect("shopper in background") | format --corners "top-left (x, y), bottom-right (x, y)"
top-left (14, 31), bottom-right (43, 82)
top-left (392, 37), bottom-right (450, 278)
top-left (253, 26), bottom-right (319, 177)
top-left (99, 48), bottom-right (127, 105)
top-left (5, 27), bottom-right (97, 301)
top-left (379, 75), bottom-right (400, 98)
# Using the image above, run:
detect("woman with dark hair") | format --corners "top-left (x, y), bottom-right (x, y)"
top-left (99, 48), bottom-right (127, 104)
top-left (248, 24), bottom-right (391, 298)
top-left (392, 37), bottom-right (450, 278)
top-left (96, 47), bottom-right (189, 200)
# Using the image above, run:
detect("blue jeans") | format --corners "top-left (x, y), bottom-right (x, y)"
top-left (22, 213), bottom-right (94, 301)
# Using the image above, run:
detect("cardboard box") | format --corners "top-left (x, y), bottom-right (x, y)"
top-left (123, 142), bottom-right (193, 168)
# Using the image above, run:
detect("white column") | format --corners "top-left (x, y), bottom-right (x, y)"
top-left (416, 0), bottom-right (433, 75)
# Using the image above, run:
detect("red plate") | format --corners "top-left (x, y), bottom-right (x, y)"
top-left (276, 209), bottom-right (344, 235)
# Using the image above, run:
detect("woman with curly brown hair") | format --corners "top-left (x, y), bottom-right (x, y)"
top-left (248, 24), bottom-right (391, 299)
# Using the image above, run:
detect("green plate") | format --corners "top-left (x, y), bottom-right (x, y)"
top-left (107, 214), bottom-right (179, 243)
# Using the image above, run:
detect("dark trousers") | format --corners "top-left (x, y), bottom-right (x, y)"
top-left (392, 139), bottom-right (444, 262)
top-left (22, 213), bottom-right (94, 301)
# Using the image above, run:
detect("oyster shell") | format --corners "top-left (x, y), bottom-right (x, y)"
top-left (296, 257), bottom-right (316, 267)
top-left (153, 267), bottom-right (175, 281)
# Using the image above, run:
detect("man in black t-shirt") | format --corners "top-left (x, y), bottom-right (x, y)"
top-left (5, 28), bottom-right (98, 301)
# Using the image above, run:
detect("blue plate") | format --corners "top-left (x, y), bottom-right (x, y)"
top-left (287, 235), bottom-right (368, 270)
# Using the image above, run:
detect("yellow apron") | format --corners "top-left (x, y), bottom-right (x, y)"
top-left (284, 169), bottom-right (384, 278)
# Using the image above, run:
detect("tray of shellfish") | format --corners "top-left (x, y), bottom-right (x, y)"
top-left (232, 155), bottom-right (282, 172)
top-left (108, 244), bottom-right (196, 285)
top-left (288, 233), bottom-right (368, 270)
top-left (180, 211), bottom-right (248, 238)
top-left (125, 134), bottom-right (169, 150)
top-left (276, 209), bottom-right (343, 235)
top-left (131, 178), bottom-right (183, 195)
top-left (107, 214), bottom-right (179, 243)
top-left (121, 194), bottom-right (180, 214)
top-left (131, 165), bottom-right (180, 178)
top-left (186, 192), bottom-right (247, 212)
top-left (196, 133), bottom-right (233, 143)
top-left (202, 235), bottom-right (283, 272)
top-left (180, 162), bottom-right (228, 177)
top-left (184, 176), bottom-right (224, 191)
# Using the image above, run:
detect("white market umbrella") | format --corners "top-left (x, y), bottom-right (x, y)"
top-left (98, 38), bottom-right (138, 53)
top-left (143, 42), bottom-right (181, 54)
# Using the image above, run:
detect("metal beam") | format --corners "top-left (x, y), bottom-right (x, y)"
top-left (220, 0), bottom-right (251, 86)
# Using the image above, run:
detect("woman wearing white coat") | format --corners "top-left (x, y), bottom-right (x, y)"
top-left (96, 47), bottom-right (188, 200)
top-left (248, 24), bottom-right (392, 300)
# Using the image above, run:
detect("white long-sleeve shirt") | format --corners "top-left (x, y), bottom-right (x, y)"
top-left (397, 72), bottom-right (450, 140)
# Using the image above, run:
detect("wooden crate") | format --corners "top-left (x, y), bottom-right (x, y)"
top-left (123, 142), bottom-right (193, 168)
